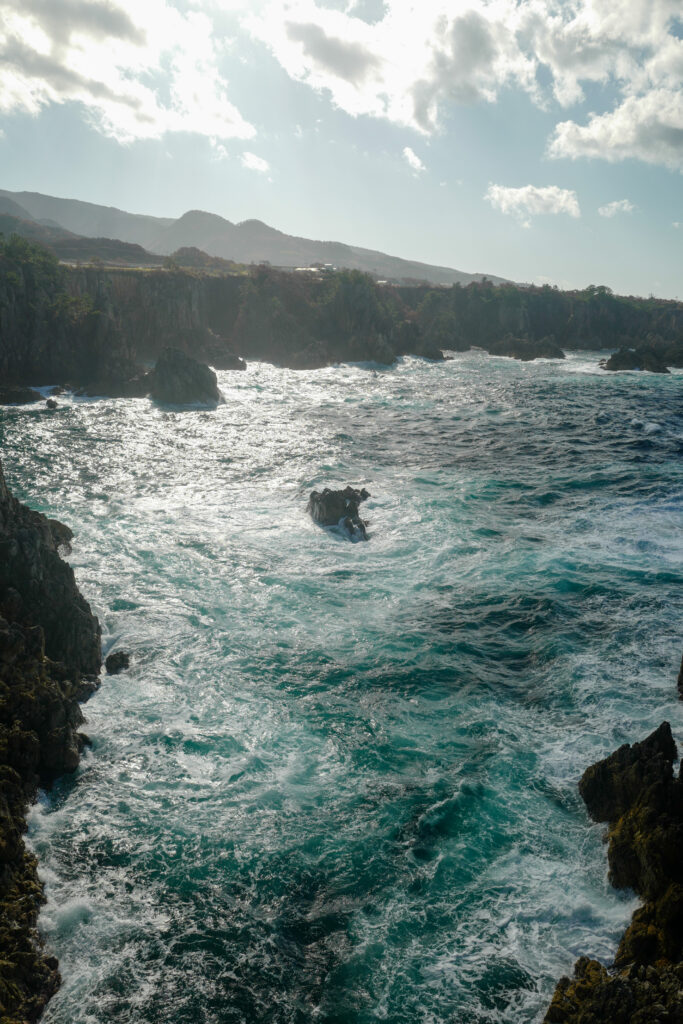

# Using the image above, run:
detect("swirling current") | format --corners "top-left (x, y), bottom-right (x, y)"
top-left (1, 350), bottom-right (682, 1024)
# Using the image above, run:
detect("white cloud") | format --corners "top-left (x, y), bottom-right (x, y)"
top-left (485, 183), bottom-right (581, 227)
top-left (246, 0), bottom-right (683, 170)
top-left (598, 198), bottom-right (635, 217)
top-left (0, 0), bottom-right (255, 143)
top-left (241, 151), bottom-right (270, 173)
top-left (549, 90), bottom-right (683, 171)
top-left (403, 146), bottom-right (425, 173)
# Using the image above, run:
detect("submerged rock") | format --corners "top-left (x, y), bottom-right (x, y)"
top-left (544, 717), bottom-right (683, 1023)
top-left (307, 486), bottom-right (370, 541)
top-left (149, 347), bottom-right (221, 406)
top-left (105, 650), bottom-right (130, 675)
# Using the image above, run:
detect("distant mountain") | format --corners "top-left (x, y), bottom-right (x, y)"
top-left (0, 188), bottom-right (509, 286)
top-left (0, 213), bottom-right (163, 267)
top-left (0, 190), bottom-right (173, 249)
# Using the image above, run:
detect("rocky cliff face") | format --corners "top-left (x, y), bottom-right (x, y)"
top-left (0, 459), bottom-right (101, 1021)
top-left (545, 720), bottom-right (683, 1024)
top-left (0, 462), bottom-right (101, 674)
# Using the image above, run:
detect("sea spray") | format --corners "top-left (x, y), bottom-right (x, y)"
top-left (1, 350), bottom-right (681, 1023)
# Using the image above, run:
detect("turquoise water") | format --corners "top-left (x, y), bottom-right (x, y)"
top-left (2, 351), bottom-right (682, 1023)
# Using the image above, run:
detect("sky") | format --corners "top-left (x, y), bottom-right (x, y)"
top-left (0, 0), bottom-right (682, 297)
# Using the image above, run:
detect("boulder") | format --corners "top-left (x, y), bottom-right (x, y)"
top-left (45, 399), bottom-right (58, 410)
top-left (149, 347), bottom-right (221, 406)
top-left (105, 650), bottom-right (130, 675)
top-left (307, 486), bottom-right (370, 541)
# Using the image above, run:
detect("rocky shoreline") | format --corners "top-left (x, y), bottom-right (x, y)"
top-left (0, 459), bottom-right (101, 1021)
top-left (544, 708), bottom-right (683, 1022)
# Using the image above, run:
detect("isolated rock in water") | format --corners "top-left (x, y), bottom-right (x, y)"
top-left (602, 348), bottom-right (670, 373)
top-left (149, 347), bottom-right (221, 406)
top-left (307, 486), bottom-right (370, 540)
top-left (488, 334), bottom-right (565, 361)
top-left (0, 386), bottom-right (42, 405)
top-left (105, 650), bottom-right (130, 675)
top-left (45, 398), bottom-right (58, 410)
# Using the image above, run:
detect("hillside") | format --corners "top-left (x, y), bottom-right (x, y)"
top-left (0, 189), bottom-right (508, 286)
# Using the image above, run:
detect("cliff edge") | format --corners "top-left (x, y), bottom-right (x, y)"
top-left (0, 459), bottom-right (101, 1021)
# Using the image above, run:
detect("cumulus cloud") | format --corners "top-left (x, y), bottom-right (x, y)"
top-left (485, 183), bottom-right (581, 227)
top-left (549, 90), bottom-right (683, 171)
top-left (0, 0), bottom-right (254, 143)
top-left (246, 0), bottom-right (683, 170)
top-left (241, 151), bottom-right (270, 173)
top-left (403, 146), bottom-right (425, 173)
top-left (598, 198), bottom-right (635, 217)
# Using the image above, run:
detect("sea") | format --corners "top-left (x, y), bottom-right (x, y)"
top-left (2, 350), bottom-right (682, 1024)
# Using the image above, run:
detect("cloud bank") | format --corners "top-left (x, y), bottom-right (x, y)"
top-left (248, 0), bottom-right (683, 171)
top-left (0, 0), bottom-right (254, 142)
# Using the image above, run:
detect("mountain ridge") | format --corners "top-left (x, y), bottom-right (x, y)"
top-left (0, 188), bottom-right (509, 286)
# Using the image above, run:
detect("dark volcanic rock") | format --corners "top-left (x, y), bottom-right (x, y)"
top-left (544, 718), bottom-right (683, 1024)
top-left (105, 650), bottom-right (130, 675)
top-left (0, 462), bottom-right (102, 1022)
top-left (578, 722), bottom-right (677, 823)
top-left (0, 386), bottom-right (42, 405)
top-left (45, 398), bottom-right (58, 410)
top-left (149, 347), bottom-right (221, 406)
top-left (0, 462), bottom-right (101, 674)
top-left (602, 348), bottom-right (670, 373)
top-left (488, 334), bottom-right (565, 361)
top-left (307, 486), bottom-right (370, 541)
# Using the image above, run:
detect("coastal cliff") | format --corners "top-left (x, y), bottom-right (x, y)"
top-left (0, 459), bottom-right (101, 1021)
top-left (2, 236), bottom-right (683, 390)
top-left (545, 719), bottom-right (683, 1023)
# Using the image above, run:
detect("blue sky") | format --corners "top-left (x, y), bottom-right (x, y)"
top-left (0, 0), bottom-right (682, 297)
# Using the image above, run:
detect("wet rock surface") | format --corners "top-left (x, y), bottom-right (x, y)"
top-left (105, 650), bottom-right (130, 675)
top-left (545, 717), bottom-right (683, 1023)
top-left (307, 486), bottom-right (370, 541)
top-left (0, 459), bottom-right (102, 1021)
top-left (0, 462), bottom-right (101, 675)
top-left (149, 347), bottom-right (221, 406)
top-left (602, 347), bottom-right (671, 373)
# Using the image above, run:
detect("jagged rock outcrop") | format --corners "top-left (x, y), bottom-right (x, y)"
top-left (545, 720), bottom-right (683, 1023)
top-left (148, 347), bottom-right (221, 406)
top-left (307, 486), bottom-right (370, 541)
top-left (0, 460), bottom-right (102, 1021)
top-left (602, 348), bottom-right (671, 373)
top-left (0, 463), bottom-right (101, 674)
top-left (105, 650), bottom-right (130, 675)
